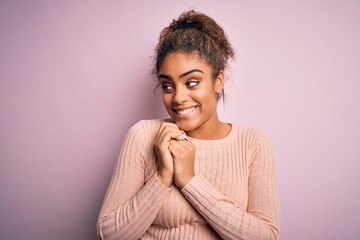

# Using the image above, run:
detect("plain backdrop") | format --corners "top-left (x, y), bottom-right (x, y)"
top-left (1, 1), bottom-right (359, 239)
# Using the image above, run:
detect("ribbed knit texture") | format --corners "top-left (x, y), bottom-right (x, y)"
top-left (97, 119), bottom-right (280, 240)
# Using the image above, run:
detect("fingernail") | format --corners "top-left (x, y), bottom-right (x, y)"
top-left (181, 130), bottom-right (189, 141)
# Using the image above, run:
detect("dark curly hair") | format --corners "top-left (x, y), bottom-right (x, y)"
top-left (153, 10), bottom-right (235, 99)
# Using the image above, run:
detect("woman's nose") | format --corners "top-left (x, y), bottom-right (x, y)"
top-left (172, 88), bottom-right (188, 104)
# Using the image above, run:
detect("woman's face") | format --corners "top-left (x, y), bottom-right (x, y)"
top-left (158, 52), bottom-right (224, 134)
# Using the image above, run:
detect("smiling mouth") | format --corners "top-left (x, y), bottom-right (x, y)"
top-left (175, 106), bottom-right (197, 116)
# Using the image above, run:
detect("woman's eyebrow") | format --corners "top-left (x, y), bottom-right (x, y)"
top-left (179, 69), bottom-right (203, 78)
top-left (158, 74), bottom-right (172, 80)
top-left (159, 69), bottom-right (203, 80)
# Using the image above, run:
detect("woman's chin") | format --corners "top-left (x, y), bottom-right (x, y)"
top-left (173, 120), bottom-right (195, 132)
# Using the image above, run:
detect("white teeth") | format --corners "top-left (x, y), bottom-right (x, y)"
top-left (177, 107), bottom-right (196, 115)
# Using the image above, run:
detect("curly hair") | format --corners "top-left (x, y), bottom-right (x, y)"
top-left (153, 10), bottom-right (235, 83)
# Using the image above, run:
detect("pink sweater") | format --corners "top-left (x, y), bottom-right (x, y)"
top-left (97, 119), bottom-right (280, 240)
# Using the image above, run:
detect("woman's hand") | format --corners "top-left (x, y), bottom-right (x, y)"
top-left (169, 137), bottom-right (196, 189)
top-left (154, 122), bottom-right (183, 187)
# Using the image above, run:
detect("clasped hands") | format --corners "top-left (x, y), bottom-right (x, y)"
top-left (154, 122), bottom-right (196, 189)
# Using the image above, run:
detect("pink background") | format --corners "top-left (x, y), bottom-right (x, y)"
top-left (1, 1), bottom-right (359, 239)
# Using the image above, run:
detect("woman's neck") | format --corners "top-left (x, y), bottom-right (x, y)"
top-left (186, 120), bottom-right (231, 140)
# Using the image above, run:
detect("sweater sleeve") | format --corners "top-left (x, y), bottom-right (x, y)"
top-left (96, 121), bottom-right (172, 240)
top-left (181, 133), bottom-right (280, 240)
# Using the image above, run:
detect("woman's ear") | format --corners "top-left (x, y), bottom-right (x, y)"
top-left (215, 70), bottom-right (225, 94)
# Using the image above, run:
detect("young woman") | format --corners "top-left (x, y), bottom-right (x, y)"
top-left (97, 10), bottom-right (280, 240)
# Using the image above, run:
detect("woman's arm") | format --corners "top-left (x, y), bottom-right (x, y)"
top-left (181, 134), bottom-right (280, 240)
top-left (96, 121), bottom-right (172, 240)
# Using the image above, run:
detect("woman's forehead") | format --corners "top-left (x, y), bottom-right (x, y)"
top-left (160, 52), bottom-right (211, 74)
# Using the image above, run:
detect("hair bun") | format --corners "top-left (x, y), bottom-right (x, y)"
top-left (176, 20), bottom-right (199, 30)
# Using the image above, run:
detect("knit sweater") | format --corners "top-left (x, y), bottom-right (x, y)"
top-left (97, 119), bottom-right (280, 240)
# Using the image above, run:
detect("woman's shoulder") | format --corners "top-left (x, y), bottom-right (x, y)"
top-left (234, 124), bottom-right (265, 137)
top-left (232, 123), bottom-right (269, 146)
top-left (225, 124), bottom-right (273, 160)
top-left (121, 119), bottom-right (168, 152)
top-left (126, 118), bottom-right (169, 139)
top-left (130, 118), bottom-right (169, 131)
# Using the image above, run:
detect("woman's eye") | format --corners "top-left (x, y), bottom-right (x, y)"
top-left (186, 81), bottom-right (198, 88)
top-left (161, 84), bottom-right (173, 91)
